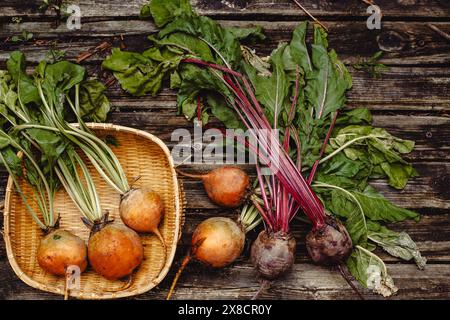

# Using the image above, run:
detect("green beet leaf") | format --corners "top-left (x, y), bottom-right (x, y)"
top-left (367, 220), bottom-right (426, 269)
top-left (226, 26), bottom-right (265, 42)
top-left (353, 185), bottom-right (419, 222)
top-left (305, 26), bottom-right (352, 120)
top-left (77, 80), bottom-right (111, 122)
top-left (244, 43), bottom-right (292, 126)
top-left (140, 0), bottom-right (193, 26)
top-left (6, 51), bottom-right (40, 105)
top-left (102, 48), bottom-right (181, 96)
top-left (347, 245), bottom-right (398, 297)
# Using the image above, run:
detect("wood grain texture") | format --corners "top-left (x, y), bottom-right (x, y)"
top-left (1, 0), bottom-right (449, 19)
top-left (1, 256), bottom-right (449, 300)
top-left (0, 161), bottom-right (448, 212)
top-left (1, 21), bottom-right (450, 66)
top-left (0, 0), bottom-right (449, 300)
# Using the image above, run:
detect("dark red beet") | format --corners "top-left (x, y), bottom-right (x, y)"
top-left (306, 216), bottom-right (353, 265)
top-left (251, 231), bottom-right (296, 279)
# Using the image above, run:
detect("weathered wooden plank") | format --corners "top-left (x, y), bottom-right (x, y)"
top-left (1, 20), bottom-right (450, 66)
top-left (174, 161), bottom-right (450, 211)
top-left (145, 263), bottom-right (450, 300)
top-left (0, 259), bottom-right (448, 300)
top-left (2, 203), bottom-right (443, 299)
top-left (0, 0), bottom-right (448, 302)
top-left (99, 65), bottom-right (450, 110)
top-left (178, 162), bottom-right (450, 213)
top-left (1, 0), bottom-right (449, 20)
top-left (0, 157), bottom-right (448, 213)
top-left (192, 0), bottom-right (450, 20)
top-left (0, 160), bottom-right (448, 212)
top-left (1, 209), bottom-right (448, 298)
top-left (0, 108), bottom-right (446, 161)
top-left (107, 112), bottom-right (450, 161)
top-left (1, 59), bottom-right (446, 110)
top-left (171, 210), bottom-right (450, 260)
top-left (0, 206), bottom-right (448, 267)
top-left (105, 67), bottom-right (450, 109)
top-left (0, 162), bottom-right (448, 300)
top-left (0, 111), bottom-right (448, 206)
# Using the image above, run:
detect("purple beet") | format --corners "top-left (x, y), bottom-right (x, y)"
top-left (251, 230), bottom-right (296, 280)
top-left (306, 216), bottom-right (353, 265)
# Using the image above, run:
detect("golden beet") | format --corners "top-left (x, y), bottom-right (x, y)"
top-left (120, 188), bottom-right (164, 233)
top-left (37, 229), bottom-right (87, 276)
top-left (88, 224), bottom-right (143, 280)
top-left (177, 166), bottom-right (250, 208)
top-left (192, 217), bottom-right (245, 268)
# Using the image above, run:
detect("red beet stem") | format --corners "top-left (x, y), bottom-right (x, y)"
top-left (338, 264), bottom-right (365, 300)
top-left (197, 95), bottom-right (202, 122)
top-left (307, 111), bottom-right (339, 184)
top-left (182, 59), bottom-right (327, 230)
top-left (181, 58), bottom-right (243, 77)
top-left (227, 75), bottom-right (325, 228)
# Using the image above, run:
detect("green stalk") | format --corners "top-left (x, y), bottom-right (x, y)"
top-left (36, 81), bottom-right (59, 125)
top-left (55, 163), bottom-right (96, 222)
top-left (200, 37), bottom-right (232, 69)
top-left (239, 204), bottom-right (262, 233)
top-left (355, 245), bottom-right (388, 276)
top-left (312, 181), bottom-right (367, 231)
top-left (55, 154), bottom-right (102, 222)
top-left (71, 151), bottom-right (102, 220)
top-left (2, 133), bottom-right (55, 226)
top-left (66, 153), bottom-right (95, 214)
top-left (75, 84), bottom-right (80, 115)
top-left (31, 184), bottom-right (50, 226)
top-left (2, 76), bottom-right (105, 226)
top-left (14, 123), bottom-right (129, 194)
top-left (0, 152), bottom-right (46, 230)
top-left (15, 73), bottom-right (32, 122)
top-left (40, 81), bottom-right (129, 193)
top-left (66, 87), bottom-right (90, 133)
top-left (33, 82), bottom-right (126, 192)
top-left (69, 128), bottom-right (128, 191)
top-left (0, 117), bottom-right (58, 227)
top-left (318, 134), bottom-right (385, 164)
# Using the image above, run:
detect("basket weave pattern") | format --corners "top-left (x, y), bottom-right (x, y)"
top-left (3, 123), bottom-right (182, 299)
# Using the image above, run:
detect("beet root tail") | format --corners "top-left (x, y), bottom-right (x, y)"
top-left (251, 279), bottom-right (271, 300)
top-left (338, 264), bottom-right (365, 300)
top-left (166, 254), bottom-right (191, 300)
top-left (175, 168), bottom-right (204, 180)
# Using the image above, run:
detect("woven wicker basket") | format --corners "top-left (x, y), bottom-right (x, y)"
top-left (2, 123), bottom-right (184, 299)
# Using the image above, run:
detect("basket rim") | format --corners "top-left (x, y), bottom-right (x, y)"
top-left (3, 123), bottom-right (181, 299)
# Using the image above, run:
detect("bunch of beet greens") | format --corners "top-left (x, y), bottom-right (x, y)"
top-left (103, 0), bottom-right (426, 297)
top-left (0, 52), bottom-right (167, 284)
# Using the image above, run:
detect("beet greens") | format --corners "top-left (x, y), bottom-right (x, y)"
top-left (103, 0), bottom-right (426, 297)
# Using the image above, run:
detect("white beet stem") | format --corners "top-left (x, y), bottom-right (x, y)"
top-left (239, 204), bottom-right (263, 233)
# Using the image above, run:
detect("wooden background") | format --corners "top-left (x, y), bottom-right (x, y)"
top-left (0, 0), bottom-right (449, 300)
